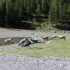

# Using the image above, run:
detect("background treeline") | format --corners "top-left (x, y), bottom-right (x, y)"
top-left (0, 0), bottom-right (70, 30)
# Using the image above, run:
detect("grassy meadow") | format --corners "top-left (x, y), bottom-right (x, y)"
top-left (0, 38), bottom-right (70, 58)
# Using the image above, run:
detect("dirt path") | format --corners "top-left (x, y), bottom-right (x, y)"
top-left (0, 28), bottom-right (68, 38)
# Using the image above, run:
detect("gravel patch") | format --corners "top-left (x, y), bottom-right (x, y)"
top-left (0, 52), bottom-right (70, 70)
top-left (0, 28), bottom-right (67, 38)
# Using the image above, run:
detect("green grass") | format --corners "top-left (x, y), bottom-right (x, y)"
top-left (0, 39), bottom-right (70, 57)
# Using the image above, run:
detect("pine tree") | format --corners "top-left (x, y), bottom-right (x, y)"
top-left (41, 0), bottom-right (47, 14)
top-left (36, 4), bottom-right (41, 14)
top-left (27, 0), bottom-right (30, 13)
top-left (59, 0), bottom-right (63, 22)
top-left (55, 0), bottom-right (59, 22)
top-left (67, 3), bottom-right (70, 20)
top-left (0, 0), bottom-right (6, 25)
top-left (48, 0), bottom-right (56, 22)
top-left (30, 0), bottom-right (36, 13)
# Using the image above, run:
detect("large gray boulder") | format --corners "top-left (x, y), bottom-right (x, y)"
top-left (18, 37), bottom-right (32, 47)
top-left (18, 33), bottom-right (44, 47)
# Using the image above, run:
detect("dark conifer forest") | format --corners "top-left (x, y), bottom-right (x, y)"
top-left (0, 0), bottom-right (70, 30)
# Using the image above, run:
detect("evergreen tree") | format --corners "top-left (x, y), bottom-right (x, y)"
top-left (59, 0), bottom-right (63, 22)
top-left (41, 0), bottom-right (47, 14)
top-left (55, 0), bottom-right (59, 22)
top-left (30, 0), bottom-right (36, 13)
top-left (27, 0), bottom-right (30, 13)
top-left (48, 0), bottom-right (56, 22)
top-left (67, 3), bottom-right (70, 20)
top-left (0, 0), bottom-right (6, 25)
top-left (36, 4), bottom-right (41, 14)
top-left (63, 3), bottom-right (68, 20)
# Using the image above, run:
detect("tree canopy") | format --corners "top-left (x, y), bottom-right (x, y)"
top-left (0, 0), bottom-right (70, 30)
